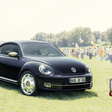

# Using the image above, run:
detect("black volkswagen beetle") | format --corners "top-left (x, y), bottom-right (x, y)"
top-left (0, 40), bottom-right (93, 96)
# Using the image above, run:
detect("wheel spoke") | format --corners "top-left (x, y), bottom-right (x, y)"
top-left (21, 72), bottom-right (36, 95)
top-left (27, 74), bottom-right (30, 79)
top-left (21, 80), bottom-right (25, 84)
top-left (30, 84), bottom-right (34, 90)
top-left (28, 88), bottom-right (32, 93)
top-left (30, 77), bottom-right (34, 81)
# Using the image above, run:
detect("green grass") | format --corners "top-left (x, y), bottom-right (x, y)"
top-left (0, 56), bottom-right (112, 112)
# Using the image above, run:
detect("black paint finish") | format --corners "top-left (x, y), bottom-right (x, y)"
top-left (0, 40), bottom-right (93, 92)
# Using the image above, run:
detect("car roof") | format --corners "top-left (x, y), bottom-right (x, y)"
top-left (0, 40), bottom-right (49, 46)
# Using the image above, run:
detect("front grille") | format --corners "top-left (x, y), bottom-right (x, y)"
top-left (50, 83), bottom-right (90, 90)
top-left (61, 73), bottom-right (85, 76)
top-left (62, 84), bottom-right (90, 90)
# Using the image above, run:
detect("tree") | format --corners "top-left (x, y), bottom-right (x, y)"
top-left (67, 27), bottom-right (92, 46)
top-left (61, 37), bottom-right (68, 47)
top-left (31, 27), bottom-right (92, 47)
top-left (67, 28), bottom-right (80, 46)
top-left (80, 27), bottom-right (92, 44)
top-left (106, 28), bottom-right (112, 44)
top-left (93, 31), bottom-right (101, 43)
top-left (47, 33), bottom-right (54, 39)
top-left (101, 31), bottom-right (108, 41)
top-left (32, 32), bottom-right (47, 41)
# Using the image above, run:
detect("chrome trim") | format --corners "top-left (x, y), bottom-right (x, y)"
top-left (71, 67), bottom-right (76, 73)
top-left (0, 76), bottom-right (18, 83)
top-left (50, 83), bottom-right (91, 87)
top-left (21, 73), bottom-right (35, 95)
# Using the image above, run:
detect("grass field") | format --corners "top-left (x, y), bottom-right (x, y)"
top-left (0, 56), bottom-right (112, 112)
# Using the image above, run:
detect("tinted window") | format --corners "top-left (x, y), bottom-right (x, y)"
top-left (1, 44), bottom-right (19, 55)
top-left (21, 43), bottom-right (64, 57)
top-left (0, 46), bottom-right (3, 54)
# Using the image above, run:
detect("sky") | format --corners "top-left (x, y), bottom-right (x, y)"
top-left (0, 0), bottom-right (112, 41)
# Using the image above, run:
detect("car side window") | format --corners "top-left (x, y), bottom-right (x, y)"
top-left (1, 44), bottom-right (20, 55)
top-left (40, 47), bottom-right (59, 56)
top-left (0, 46), bottom-right (3, 54)
top-left (40, 48), bottom-right (48, 55)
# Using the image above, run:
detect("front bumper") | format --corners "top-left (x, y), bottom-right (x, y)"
top-left (37, 73), bottom-right (93, 91)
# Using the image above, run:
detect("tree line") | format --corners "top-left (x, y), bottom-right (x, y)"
top-left (31, 27), bottom-right (112, 47)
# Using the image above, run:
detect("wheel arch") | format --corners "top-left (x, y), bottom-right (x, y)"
top-left (18, 61), bottom-right (41, 81)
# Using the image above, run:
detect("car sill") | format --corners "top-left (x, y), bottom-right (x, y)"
top-left (0, 76), bottom-right (18, 83)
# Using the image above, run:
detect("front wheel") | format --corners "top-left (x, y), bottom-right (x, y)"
top-left (19, 71), bottom-right (37, 96)
top-left (78, 89), bottom-right (86, 92)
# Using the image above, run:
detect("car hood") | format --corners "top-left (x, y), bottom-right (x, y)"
top-left (28, 57), bottom-right (86, 75)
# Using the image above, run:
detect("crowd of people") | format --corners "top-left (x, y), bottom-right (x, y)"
top-left (60, 46), bottom-right (112, 63)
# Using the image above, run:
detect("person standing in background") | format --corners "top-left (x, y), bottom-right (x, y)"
top-left (72, 49), bottom-right (75, 57)
top-left (66, 49), bottom-right (69, 56)
top-left (71, 49), bottom-right (73, 56)
top-left (76, 49), bottom-right (78, 58)
top-left (89, 47), bottom-right (93, 59)
top-left (87, 48), bottom-right (89, 56)
top-left (97, 46), bottom-right (100, 61)
top-left (94, 48), bottom-right (97, 57)
top-left (99, 47), bottom-right (103, 61)
top-left (63, 49), bottom-right (67, 55)
top-left (106, 47), bottom-right (109, 57)
top-left (104, 47), bottom-right (107, 58)
top-left (81, 47), bottom-right (84, 59)
top-left (108, 47), bottom-right (112, 63)
top-left (77, 49), bottom-right (80, 58)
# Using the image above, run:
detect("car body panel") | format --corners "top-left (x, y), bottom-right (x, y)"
top-left (0, 55), bottom-right (24, 80)
top-left (0, 40), bottom-right (93, 92)
top-left (31, 57), bottom-right (86, 74)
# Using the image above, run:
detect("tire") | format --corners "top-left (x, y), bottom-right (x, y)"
top-left (19, 70), bottom-right (37, 96)
top-left (78, 89), bottom-right (86, 91)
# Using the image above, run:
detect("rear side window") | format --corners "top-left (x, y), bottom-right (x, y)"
top-left (0, 44), bottom-right (19, 55)
top-left (0, 46), bottom-right (3, 54)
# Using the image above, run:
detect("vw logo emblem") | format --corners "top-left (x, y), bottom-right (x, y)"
top-left (71, 67), bottom-right (76, 73)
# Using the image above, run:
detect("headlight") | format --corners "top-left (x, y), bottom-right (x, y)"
top-left (39, 65), bottom-right (53, 76)
top-left (86, 65), bottom-right (91, 73)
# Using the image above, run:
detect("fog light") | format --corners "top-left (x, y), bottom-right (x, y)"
top-left (44, 82), bottom-right (51, 88)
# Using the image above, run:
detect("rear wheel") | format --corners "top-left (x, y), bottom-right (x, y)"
top-left (20, 71), bottom-right (37, 96)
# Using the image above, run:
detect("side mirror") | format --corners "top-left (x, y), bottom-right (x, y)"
top-left (8, 52), bottom-right (20, 59)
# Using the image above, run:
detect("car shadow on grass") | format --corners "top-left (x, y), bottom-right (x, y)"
top-left (0, 81), bottom-right (98, 100)
top-left (38, 90), bottom-right (98, 100)
top-left (0, 81), bottom-right (20, 93)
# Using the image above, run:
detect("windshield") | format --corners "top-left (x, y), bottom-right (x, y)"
top-left (21, 42), bottom-right (64, 57)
